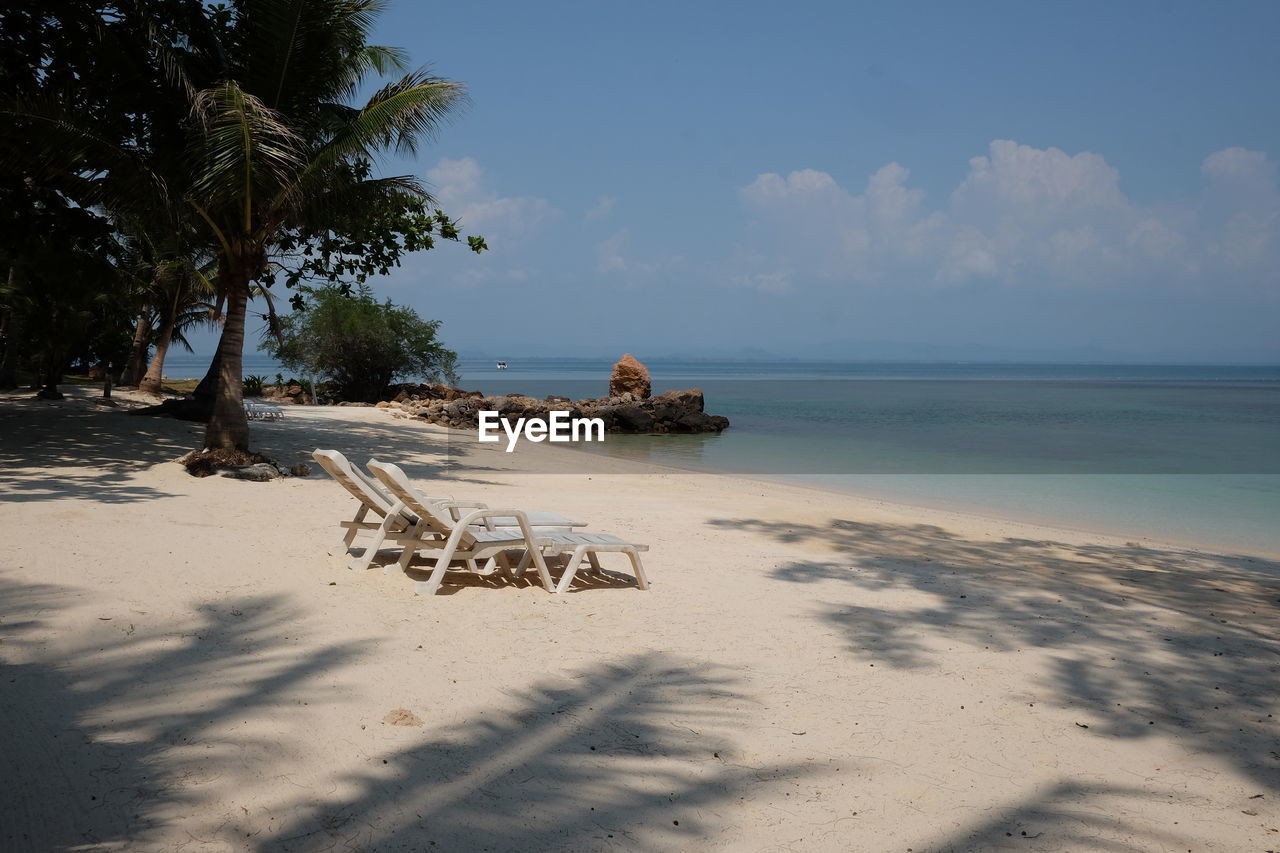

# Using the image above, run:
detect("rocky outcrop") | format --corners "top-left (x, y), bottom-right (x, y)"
top-left (608, 354), bottom-right (651, 399)
top-left (265, 381), bottom-right (313, 405)
top-left (385, 386), bottom-right (729, 434)
top-left (390, 382), bottom-right (483, 403)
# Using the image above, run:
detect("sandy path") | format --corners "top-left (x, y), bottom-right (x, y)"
top-left (2, 390), bottom-right (1277, 851)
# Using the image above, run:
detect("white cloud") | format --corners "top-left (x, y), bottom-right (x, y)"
top-left (735, 270), bottom-right (793, 295)
top-left (585, 196), bottom-right (617, 222)
top-left (952, 140), bottom-right (1125, 217)
top-left (425, 157), bottom-right (558, 241)
top-left (1202, 147), bottom-right (1277, 187)
top-left (737, 140), bottom-right (1279, 292)
top-left (595, 229), bottom-right (628, 273)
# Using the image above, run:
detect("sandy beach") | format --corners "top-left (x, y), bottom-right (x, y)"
top-left (2, 388), bottom-right (1277, 852)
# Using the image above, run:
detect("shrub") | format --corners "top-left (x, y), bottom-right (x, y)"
top-left (263, 285), bottom-right (458, 403)
top-left (242, 374), bottom-right (267, 397)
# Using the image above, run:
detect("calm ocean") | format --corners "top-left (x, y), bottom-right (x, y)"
top-left (165, 354), bottom-right (1280, 556)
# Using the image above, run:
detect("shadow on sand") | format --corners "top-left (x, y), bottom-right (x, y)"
top-left (2, 577), bottom-right (811, 851)
top-left (709, 515), bottom-right (1280, 796)
top-left (253, 652), bottom-right (812, 852)
top-left (245, 409), bottom-right (509, 490)
top-left (0, 578), bottom-right (365, 852)
top-left (0, 399), bottom-right (198, 502)
top-left (0, 394), bottom-right (506, 504)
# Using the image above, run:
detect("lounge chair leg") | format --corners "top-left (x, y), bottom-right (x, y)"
top-left (331, 507), bottom-right (369, 556)
top-left (414, 560), bottom-right (449, 596)
top-left (349, 513), bottom-right (393, 570)
top-left (529, 547), bottom-right (557, 593)
top-left (412, 540), bottom-right (459, 596)
top-left (586, 552), bottom-right (603, 574)
top-left (513, 550), bottom-right (532, 579)
top-left (555, 545), bottom-right (588, 595)
top-left (495, 551), bottom-right (516, 581)
top-left (628, 550), bottom-right (650, 590)
top-left (347, 546), bottom-right (377, 571)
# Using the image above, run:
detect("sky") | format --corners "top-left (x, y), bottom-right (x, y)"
top-left (235, 1), bottom-right (1280, 362)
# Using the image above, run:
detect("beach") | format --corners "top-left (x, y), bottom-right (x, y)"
top-left (2, 388), bottom-right (1278, 852)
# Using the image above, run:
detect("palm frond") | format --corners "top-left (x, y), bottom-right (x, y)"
top-left (1, 99), bottom-right (171, 215)
top-left (242, 0), bottom-right (392, 111)
top-left (358, 69), bottom-right (466, 156)
top-left (295, 174), bottom-right (431, 231)
top-left (283, 71), bottom-right (463, 204)
top-left (188, 82), bottom-right (305, 232)
top-left (354, 44), bottom-right (409, 77)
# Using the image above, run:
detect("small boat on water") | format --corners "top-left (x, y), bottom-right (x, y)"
top-left (495, 361), bottom-right (508, 370)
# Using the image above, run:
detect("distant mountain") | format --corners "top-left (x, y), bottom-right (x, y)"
top-left (458, 338), bottom-right (1279, 365)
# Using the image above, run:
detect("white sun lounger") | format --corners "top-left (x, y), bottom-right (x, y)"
top-left (245, 402), bottom-right (284, 421)
top-left (312, 449), bottom-right (583, 572)
top-left (312, 449), bottom-right (423, 570)
top-left (367, 459), bottom-right (649, 596)
top-left (521, 534), bottom-right (650, 594)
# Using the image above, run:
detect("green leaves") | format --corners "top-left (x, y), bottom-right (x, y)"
top-left (264, 284), bottom-right (458, 401)
top-left (189, 81), bottom-right (305, 238)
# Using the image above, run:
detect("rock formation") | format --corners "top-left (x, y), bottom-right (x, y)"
top-left (385, 385), bottom-right (729, 435)
top-left (608, 353), bottom-right (651, 399)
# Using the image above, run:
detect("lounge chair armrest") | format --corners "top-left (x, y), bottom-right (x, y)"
top-left (455, 507), bottom-right (533, 535)
top-left (436, 499), bottom-right (487, 522)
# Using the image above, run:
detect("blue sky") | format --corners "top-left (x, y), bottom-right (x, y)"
top-left (239, 1), bottom-right (1280, 361)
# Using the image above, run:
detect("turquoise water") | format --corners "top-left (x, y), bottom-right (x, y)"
top-left (454, 359), bottom-right (1280, 557)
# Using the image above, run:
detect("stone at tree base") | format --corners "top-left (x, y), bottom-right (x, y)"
top-left (609, 354), bottom-right (651, 399)
top-left (221, 463), bottom-right (283, 481)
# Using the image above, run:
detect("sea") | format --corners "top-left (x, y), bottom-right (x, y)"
top-left (163, 354), bottom-right (1280, 557)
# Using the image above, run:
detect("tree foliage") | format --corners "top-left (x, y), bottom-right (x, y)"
top-left (2, 0), bottom-right (483, 447)
top-left (265, 285), bottom-right (457, 403)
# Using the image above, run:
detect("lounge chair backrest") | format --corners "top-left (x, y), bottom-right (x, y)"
top-left (367, 460), bottom-right (480, 547)
top-left (312, 449), bottom-right (397, 517)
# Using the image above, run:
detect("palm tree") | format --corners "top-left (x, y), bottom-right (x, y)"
top-left (183, 0), bottom-right (465, 450)
top-left (6, 1), bottom-right (466, 449)
top-left (111, 226), bottom-right (217, 392)
top-left (137, 257), bottom-right (218, 395)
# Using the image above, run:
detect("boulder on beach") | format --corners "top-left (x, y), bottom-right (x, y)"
top-left (609, 354), bottom-right (651, 399)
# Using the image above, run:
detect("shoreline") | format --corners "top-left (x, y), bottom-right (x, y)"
top-left (21, 383), bottom-right (1279, 560)
top-left (377, 404), bottom-right (1280, 561)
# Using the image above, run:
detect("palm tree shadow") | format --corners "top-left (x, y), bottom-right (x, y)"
top-left (248, 409), bottom-right (509, 488)
top-left (709, 516), bottom-right (1280, 791)
top-left (254, 653), bottom-right (816, 852)
top-left (0, 578), bottom-right (366, 852)
top-left (924, 779), bottom-right (1204, 852)
top-left (0, 399), bottom-right (195, 502)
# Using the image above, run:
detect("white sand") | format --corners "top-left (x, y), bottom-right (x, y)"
top-left (2, 388), bottom-right (1277, 852)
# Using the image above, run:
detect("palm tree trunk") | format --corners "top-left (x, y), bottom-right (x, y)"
top-left (203, 269), bottom-right (250, 450)
top-left (193, 344), bottom-right (222, 401)
top-left (138, 309), bottom-right (177, 395)
top-left (0, 265), bottom-right (19, 389)
top-left (36, 321), bottom-right (65, 400)
top-left (0, 319), bottom-right (18, 390)
top-left (120, 310), bottom-right (151, 386)
top-left (140, 281), bottom-right (183, 396)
